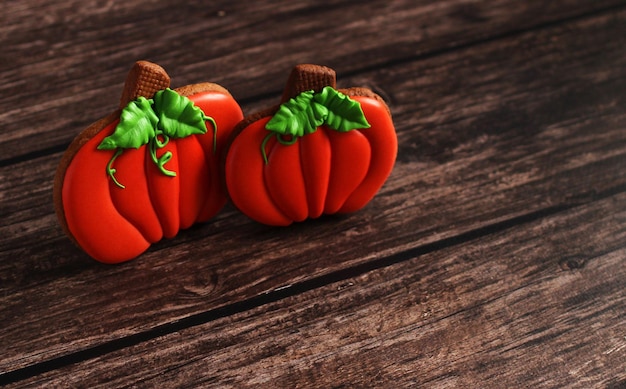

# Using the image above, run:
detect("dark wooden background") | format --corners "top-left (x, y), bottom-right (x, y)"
top-left (1, 1), bottom-right (625, 387)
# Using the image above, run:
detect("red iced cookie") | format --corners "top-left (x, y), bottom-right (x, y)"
top-left (223, 64), bottom-right (397, 226)
top-left (54, 61), bottom-right (243, 263)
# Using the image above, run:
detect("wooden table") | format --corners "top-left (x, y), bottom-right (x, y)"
top-left (2, 1), bottom-right (625, 387)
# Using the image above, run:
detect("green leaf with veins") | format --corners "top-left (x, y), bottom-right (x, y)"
top-left (265, 91), bottom-right (327, 137)
top-left (97, 97), bottom-right (158, 150)
top-left (314, 86), bottom-right (371, 132)
top-left (264, 86), bottom-right (370, 140)
top-left (153, 88), bottom-right (208, 138)
top-left (98, 88), bottom-right (218, 188)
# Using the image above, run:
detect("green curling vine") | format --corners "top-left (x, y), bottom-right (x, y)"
top-left (97, 88), bottom-right (217, 189)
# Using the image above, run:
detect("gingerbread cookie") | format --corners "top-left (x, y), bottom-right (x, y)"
top-left (223, 64), bottom-right (397, 226)
top-left (54, 61), bottom-right (243, 263)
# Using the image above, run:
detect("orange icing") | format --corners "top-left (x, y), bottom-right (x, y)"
top-left (62, 91), bottom-right (243, 263)
top-left (224, 95), bottom-right (396, 226)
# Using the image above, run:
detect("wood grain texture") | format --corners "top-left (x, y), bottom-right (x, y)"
top-left (1, 5), bottom-right (625, 381)
top-left (2, 0), bottom-right (626, 386)
top-left (0, 0), bottom-right (623, 162)
top-left (10, 191), bottom-right (626, 388)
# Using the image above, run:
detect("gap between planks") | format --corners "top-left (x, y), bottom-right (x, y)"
top-left (8, 184), bottom-right (626, 387)
top-left (2, 181), bottom-right (625, 385)
top-left (1, 1), bottom-right (626, 168)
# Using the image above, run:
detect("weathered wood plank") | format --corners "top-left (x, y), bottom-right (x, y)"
top-left (1, 0), bottom-right (623, 162)
top-left (10, 191), bottom-right (626, 388)
top-left (2, 6), bottom-right (626, 378)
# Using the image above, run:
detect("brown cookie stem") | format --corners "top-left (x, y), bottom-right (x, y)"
top-left (119, 61), bottom-right (171, 107)
top-left (280, 64), bottom-right (336, 103)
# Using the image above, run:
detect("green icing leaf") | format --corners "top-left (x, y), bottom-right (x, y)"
top-left (265, 91), bottom-right (325, 137)
top-left (97, 97), bottom-right (158, 150)
top-left (264, 86), bottom-right (370, 139)
top-left (98, 88), bottom-right (218, 188)
top-left (153, 88), bottom-right (208, 139)
top-left (314, 86), bottom-right (370, 132)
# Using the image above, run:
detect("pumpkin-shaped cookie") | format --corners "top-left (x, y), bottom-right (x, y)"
top-left (223, 64), bottom-right (397, 226)
top-left (54, 61), bottom-right (243, 263)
